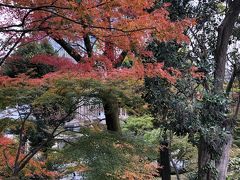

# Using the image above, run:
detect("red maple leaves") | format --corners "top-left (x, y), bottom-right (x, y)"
top-left (0, 135), bottom-right (57, 178)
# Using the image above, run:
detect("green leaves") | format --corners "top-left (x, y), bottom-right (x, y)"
top-left (56, 129), bottom-right (157, 179)
top-left (0, 86), bottom-right (42, 109)
top-left (123, 115), bottom-right (154, 135)
top-left (200, 92), bottom-right (229, 126)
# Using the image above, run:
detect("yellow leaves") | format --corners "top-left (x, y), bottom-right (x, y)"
top-left (110, 144), bottom-right (157, 180)
top-left (113, 142), bottom-right (134, 149)
top-left (67, 164), bottom-right (88, 173)
top-left (75, 165), bottom-right (88, 173)
top-left (122, 170), bottom-right (139, 180)
top-left (91, 122), bottom-right (102, 132)
top-left (122, 168), bottom-right (156, 180)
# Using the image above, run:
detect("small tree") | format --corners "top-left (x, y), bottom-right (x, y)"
top-left (56, 129), bottom-right (158, 180)
top-left (0, 66), bottom-right (148, 177)
top-left (0, 74), bottom-right (100, 177)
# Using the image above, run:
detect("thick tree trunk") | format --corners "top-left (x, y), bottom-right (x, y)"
top-left (102, 97), bottom-right (121, 132)
top-left (198, 1), bottom-right (240, 179)
top-left (216, 134), bottom-right (233, 180)
top-left (158, 141), bottom-right (171, 180)
top-left (214, 0), bottom-right (240, 92)
top-left (198, 135), bottom-right (212, 180)
top-left (212, 1), bottom-right (240, 179)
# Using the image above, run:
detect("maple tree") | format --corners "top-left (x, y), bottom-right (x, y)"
top-left (0, 0), bottom-right (194, 132)
top-left (0, 74), bottom-right (97, 177)
top-left (0, 135), bottom-right (57, 178)
top-left (0, 71), bottom-right (149, 177)
top-left (0, 0), bottom-right (196, 178)
top-left (0, 0), bottom-right (193, 65)
top-left (54, 128), bottom-right (158, 180)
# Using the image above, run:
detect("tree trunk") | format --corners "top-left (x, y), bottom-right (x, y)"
top-left (102, 97), bottom-right (121, 132)
top-left (212, 1), bottom-right (240, 179)
top-left (197, 1), bottom-right (240, 179)
top-left (52, 37), bottom-right (83, 62)
top-left (226, 64), bottom-right (237, 97)
top-left (198, 135), bottom-right (212, 180)
top-left (83, 34), bottom-right (93, 58)
top-left (216, 134), bottom-right (232, 180)
top-left (213, 0), bottom-right (240, 92)
top-left (52, 36), bottom-right (122, 133)
top-left (158, 141), bottom-right (171, 180)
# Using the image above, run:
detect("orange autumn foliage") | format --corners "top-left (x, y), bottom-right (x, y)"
top-left (0, 56), bottom-right (181, 87)
top-left (0, 0), bottom-right (195, 88)
top-left (0, 1), bottom-right (196, 177)
top-left (190, 66), bottom-right (205, 80)
top-left (0, 0), bottom-right (194, 65)
top-left (0, 135), bottom-right (57, 178)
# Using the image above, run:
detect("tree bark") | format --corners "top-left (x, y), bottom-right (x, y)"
top-left (83, 34), bottom-right (93, 57)
top-left (226, 64), bottom-right (237, 97)
top-left (102, 97), bottom-right (121, 132)
top-left (210, 1), bottom-right (240, 179)
top-left (216, 134), bottom-right (233, 180)
top-left (198, 135), bottom-right (212, 180)
top-left (104, 40), bottom-right (115, 61)
top-left (214, 0), bottom-right (240, 92)
top-left (158, 141), bottom-right (171, 180)
top-left (52, 37), bottom-right (83, 62)
top-left (198, 1), bottom-right (240, 179)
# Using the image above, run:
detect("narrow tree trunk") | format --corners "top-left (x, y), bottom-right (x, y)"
top-left (12, 168), bottom-right (20, 178)
top-left (104, 41), bottom-right (115, 61)
top-left (226, 64), bottom-right (237, 97)
top-left (158, 141), bottom-right (171, 180)
top-left (83, 34), bottom-right (93, 57)
top-left (104, 17), bottom-right (115, 61)
top-left (102, 97), bottom-right (121, 132)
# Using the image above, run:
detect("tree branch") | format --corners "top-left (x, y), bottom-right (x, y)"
top-left (52, 37), bottom-right (83, 62)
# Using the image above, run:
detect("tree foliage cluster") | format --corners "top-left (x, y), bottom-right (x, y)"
top-left (0, 0), bottom-right (240, 180)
